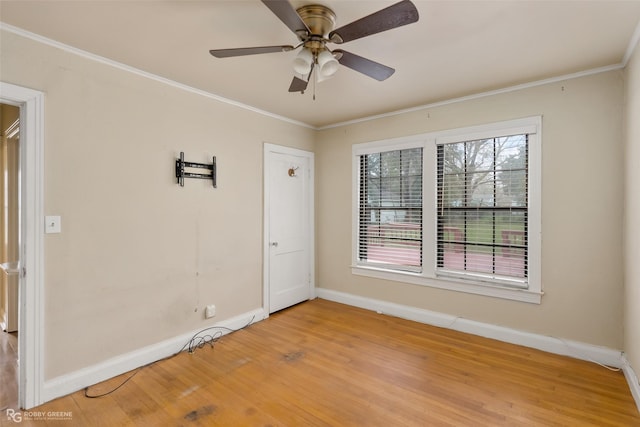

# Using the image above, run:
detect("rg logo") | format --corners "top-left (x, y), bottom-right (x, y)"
top-left (6, 409), bottom-right (22, 423)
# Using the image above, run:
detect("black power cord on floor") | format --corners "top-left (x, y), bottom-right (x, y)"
top-left (84, 315), bottom-right (255, 398)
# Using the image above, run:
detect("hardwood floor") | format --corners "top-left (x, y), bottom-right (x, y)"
top-left (3, 299), bottom-right (639, 426)
top-left (0, 330), bottom-right (18, 413)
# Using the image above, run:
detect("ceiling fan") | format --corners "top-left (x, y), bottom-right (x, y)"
top-left (209, 0), bottom-right (419, 94)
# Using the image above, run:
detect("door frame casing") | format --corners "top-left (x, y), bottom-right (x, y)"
top-left (263, 143), bottom-right (315, 315)
top-left (0, 82), bottom-right (45, 409)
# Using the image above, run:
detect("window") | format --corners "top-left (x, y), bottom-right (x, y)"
top-left (357, 148), bottom-right (423, 272)
top-left (436, 135), bottom-right (528, 286)
top-left (352, 117), bottom-right (541, 303)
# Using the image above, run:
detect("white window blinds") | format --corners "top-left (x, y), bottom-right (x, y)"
top-left (358, 147), bottom-right (423, 271)
top-left (436, 135), bottom-right (529, 286)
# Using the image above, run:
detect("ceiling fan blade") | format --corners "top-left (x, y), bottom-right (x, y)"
top-left (288, 76), bottom-right (309, 93)
top-left (209, 45), bottom-right (294, 58)
top-left (334, 50), bottom-right (395, 81)
top-left (289, 62), bottom-right (314, 93)
top-left (262, 0), bottom-right (310, 37)
top-left (329, 0), bottom-right (419, 44)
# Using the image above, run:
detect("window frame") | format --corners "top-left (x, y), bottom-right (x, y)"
top-left (352, 117), bottom-right (542, 304)
top-left (436, 135), bottom-right (530, 287)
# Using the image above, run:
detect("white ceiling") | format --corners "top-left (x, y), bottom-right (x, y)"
top-left (2, 0), bottom-right (640, 128)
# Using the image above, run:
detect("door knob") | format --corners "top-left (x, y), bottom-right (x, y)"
top-left (270, 242), bottom-right (278, 247)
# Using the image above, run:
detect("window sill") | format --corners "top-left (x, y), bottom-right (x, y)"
top-left (351, 265), bottom-right (542, 304)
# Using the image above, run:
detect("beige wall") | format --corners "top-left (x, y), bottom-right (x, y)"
top-left (0, 30), bottom-right (315, 379)
top-left (624, 41), bottom-right (640, 374)
top-left (317, 70), bottom-right (625, 348)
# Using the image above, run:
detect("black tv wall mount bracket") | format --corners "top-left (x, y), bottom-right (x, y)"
top-left (175, 152), bottom-right (217, 188)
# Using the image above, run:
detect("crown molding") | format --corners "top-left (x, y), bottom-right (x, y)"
top-left (0, 22), bottom-right (314, 130)
top-left (623, 20), bottom-right (640, 67)
top-left (317, 63), bottom-right (624, 130)
top-left (0, 21), bottom-right (632, 132)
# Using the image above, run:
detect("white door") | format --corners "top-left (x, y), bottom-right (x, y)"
top-left (264, 144), bottom-right (314, 314)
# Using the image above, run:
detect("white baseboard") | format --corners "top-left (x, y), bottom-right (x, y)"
top-left (42, 307), bottom-right (266, 404)
top-left (316, 288), bottom-right (624, 368)
top-left (622, 357), bottom-right (640, 413)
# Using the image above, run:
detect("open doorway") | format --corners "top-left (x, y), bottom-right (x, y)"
top-left (0, 82), bottom-right (45, 410)
top-left (0, 104), bottom-right (20, 409)
top-left (0, 102), bottom-right (20, 411)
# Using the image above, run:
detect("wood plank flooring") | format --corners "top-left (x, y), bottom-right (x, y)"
top-left (0, 330), bottom-right (18, 413)
top-left (2, 299), bottom-right (639, 426)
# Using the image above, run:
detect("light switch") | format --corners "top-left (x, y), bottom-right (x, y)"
top-left (45, 216), bottom-right (61, 234)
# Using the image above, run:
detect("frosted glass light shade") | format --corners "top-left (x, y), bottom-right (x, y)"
top-left (293, 48), bottom-right (314, 75)
top-left (317, 50), bottom-right (339, 78)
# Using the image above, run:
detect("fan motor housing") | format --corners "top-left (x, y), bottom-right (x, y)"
top-left (296, 4), bottom-right (336, 38)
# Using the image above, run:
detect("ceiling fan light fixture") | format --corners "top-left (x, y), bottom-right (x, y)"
top-left (317, 49), bottom-right (339, 78)
top-left (293, 48), bottom-right (314, 75)
top-left (210, 0), bottom-right (420, 95)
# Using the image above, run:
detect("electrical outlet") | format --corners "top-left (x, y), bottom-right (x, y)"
top-left (205, 304), bottom-right (216, 319)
